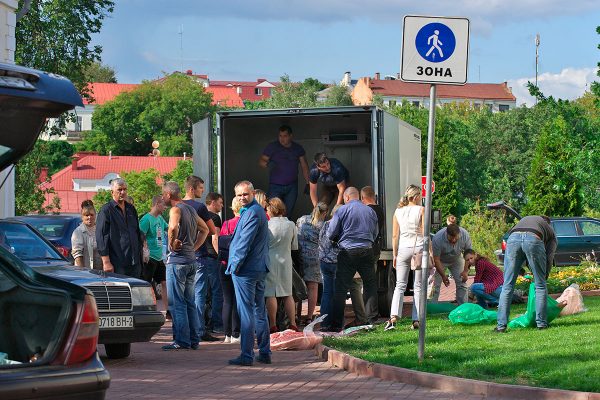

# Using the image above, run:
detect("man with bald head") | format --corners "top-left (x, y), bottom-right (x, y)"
top-left (96, 178), bottom-right (144, 278)
top-left (326, 187), bottom-right (379, 331)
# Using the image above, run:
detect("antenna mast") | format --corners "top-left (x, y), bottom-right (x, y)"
top-left (178, 24), bottom-right (184, 72)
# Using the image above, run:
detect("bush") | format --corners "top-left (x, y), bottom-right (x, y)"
top-left (460, 201), bottom-right (511, 261)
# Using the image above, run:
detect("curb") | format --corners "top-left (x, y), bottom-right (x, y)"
top-left (314, 344), bottom-right (600, 400)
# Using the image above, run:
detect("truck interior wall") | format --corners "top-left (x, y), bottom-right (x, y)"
top-left (220, 112), bottom-right (373, 222)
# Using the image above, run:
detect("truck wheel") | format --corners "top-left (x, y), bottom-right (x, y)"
top-left (104, 343), bottom-right (131, 359)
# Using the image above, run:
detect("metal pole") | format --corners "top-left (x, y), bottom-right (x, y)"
top-left (418, 84), bottom-right (437, 362)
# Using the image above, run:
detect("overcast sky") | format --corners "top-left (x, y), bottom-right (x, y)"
top-left (93, 1), bottom-right (600, 106)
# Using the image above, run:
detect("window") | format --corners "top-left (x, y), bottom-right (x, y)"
top-left (412, 101), bottom-right (420, 107)
top-left (473, 103), bottom-right (481, 110)
top-left (74, 116), bottom-right (83, 131)
top-left (499, 104), bottom-right (510, 112)
top-left (254, 88), bottom-right (263, 96)
top-left (487, 104), bottom-right (493, 112)
top-left (580, 221), bottom-right (600, 235)
top-left (552, 221), bottom-right (577, 237)
top-left (388, 100), bottom-right (396, 107)
top-left (236, 87), bottom-right (242, 95)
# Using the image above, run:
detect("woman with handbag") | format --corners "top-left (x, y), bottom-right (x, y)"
top-left (385, 185), bottom-right (428, 331)
top-left (217, 197), bottom-right (243, 343)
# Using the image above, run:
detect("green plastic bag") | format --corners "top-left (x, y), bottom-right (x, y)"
top-left (427, 302), bottom-right (458, 314)
top-left (508, 282), bottom-right (561, 329)
top-left (448, 303), bottom-right (497, 325)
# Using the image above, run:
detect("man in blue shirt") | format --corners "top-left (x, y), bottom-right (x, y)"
top-left (309, 152), bottom-right (349, 208)
top-left (226, 180), bottom-right (271, 366)
top-left (259, 125), bottom-right (309, 216)
top-left (326, 187), bottom-right (379, 331)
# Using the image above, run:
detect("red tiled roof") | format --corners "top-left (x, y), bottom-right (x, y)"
top-left (42, 155), bottom-right (186, 213)
top-left (83, 83), bottom-right (138, 105)
top-left (82, 82), bottom-right (244, 107)
top-left (205, 87), bottom-right (244, 107)
top-left (369, 80), bottom-right (516, 101)
top-left (210, 80), bottom-right (277, 87)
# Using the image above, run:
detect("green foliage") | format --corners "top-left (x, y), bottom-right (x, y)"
top-left (460, 201), bottom-right (512, 260)
top-left (323, 85), bottom-right (353, 106)
top-left (83, 61), bottom-right (117, 83)
top-left (120, 169), bottom-right (162, 213)
top-left (590, 25), bottom-right (600, 98)
top-left (15, 143), bottom-right (59, 215)
top-left (162, 160), bottom-right (194, 191)
top-left (264, 75), bottom-right (322, 108)
top-left (523, 115), bottom-right (583, 216)
top-left (81, 74), bottom-right (214, 155)
top-left (92, 189), bottom-right (112, 208)
top-left (37, 140), bottom-right (75, 175)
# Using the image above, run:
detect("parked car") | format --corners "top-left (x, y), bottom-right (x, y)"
top-left (0, 63), bottom-right (110, 399)
top-left (13, 214), bottom-right (81, 261)
top-left (1, 219), bottom-right (165, 359)
top-left (487, 201), bottom-right (600, 266)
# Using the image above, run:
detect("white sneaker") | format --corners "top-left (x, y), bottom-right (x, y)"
top-left (223, 335), bottom-right (231, 344)
top-left (230, 336), bottom-right (240, 344)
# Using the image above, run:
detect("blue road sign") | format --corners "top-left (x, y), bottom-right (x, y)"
top-left (415, 23), bottom-right (456, 63)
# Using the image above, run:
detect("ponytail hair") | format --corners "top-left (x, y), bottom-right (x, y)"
top-left (397, 184), bottom-right (421, 208)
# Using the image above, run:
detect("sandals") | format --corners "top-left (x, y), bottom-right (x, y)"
top-left (384, 318), bottom-right (397, 331)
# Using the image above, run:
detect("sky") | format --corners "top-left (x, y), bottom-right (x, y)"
top-left (94, 0), bottom-right (600, 106)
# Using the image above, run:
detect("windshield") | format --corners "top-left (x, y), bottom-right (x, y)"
top-left (0, 222), bottom-right (64, 261)
top-left (20, 218), bottom-right (72, 239)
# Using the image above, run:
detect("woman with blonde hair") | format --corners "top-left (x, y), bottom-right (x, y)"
top-left (296, 201), bottom-right (329, 323)
top-left (386, 184), bottom-right (425, 330)
top-left (71, 200), bottom-right (103, 270)
top-left (265, 197), bottom-right (299, 332)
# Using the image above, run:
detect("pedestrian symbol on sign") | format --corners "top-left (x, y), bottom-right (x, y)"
top-left (415, 23), bottom-right (456, 63)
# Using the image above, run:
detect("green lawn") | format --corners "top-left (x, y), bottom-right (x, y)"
top-left (324, 297), bottom-right (600, 392)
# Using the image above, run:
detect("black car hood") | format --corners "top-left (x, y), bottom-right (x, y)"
top-left (33, 263), bottom-right (149, 287)
top-left (0, 63), bottom-right (82, 170)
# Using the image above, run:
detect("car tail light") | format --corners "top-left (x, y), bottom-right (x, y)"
top-left (501, 240), bottom-right (507, 252)
top-left (55, 245), bottom-right (70, 258)
top-left (53, 294), bottom-right (99, 365)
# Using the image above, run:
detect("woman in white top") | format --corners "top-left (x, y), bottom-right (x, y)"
top-left (265, 197), bottom-right (299, 333)
top-left (385, 185), bottom-right (425, 331)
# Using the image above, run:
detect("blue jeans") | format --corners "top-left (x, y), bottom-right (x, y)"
top-left (194, 258), bottom-right (210, 337)
top-left (202, 257), bottom-right (223, 330)
top-left (268, 182), bottom-right (298, 217)
top-left (166, 263), bottom-right (200, 348)
top-left (232, 272), bottom-right (271, 363)
top-left (497, 232), bottom-right (548, 329)
top-left (320, 261), bottom-right (337, 327)
top-left (470, 283), bottom-right (502, 309)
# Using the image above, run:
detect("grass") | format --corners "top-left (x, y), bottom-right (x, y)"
top-left (324, 297), bottom-right (600, 392)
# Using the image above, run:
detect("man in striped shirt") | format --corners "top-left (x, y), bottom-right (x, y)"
top-left (464, 249), bottom-right (504, 309)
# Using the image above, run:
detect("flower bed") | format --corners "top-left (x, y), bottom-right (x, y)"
top-left (515, 261), bottom-right (600, 293)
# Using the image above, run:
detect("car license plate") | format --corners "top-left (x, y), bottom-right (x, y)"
top-left (99, 316), bottom-right (134, 329)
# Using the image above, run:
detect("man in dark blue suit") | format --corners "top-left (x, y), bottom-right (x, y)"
top-left (225, 180), bottom-right (271, 366)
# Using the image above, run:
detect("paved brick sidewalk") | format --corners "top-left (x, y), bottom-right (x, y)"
top-left (102, 320), bottom-right (508, 400)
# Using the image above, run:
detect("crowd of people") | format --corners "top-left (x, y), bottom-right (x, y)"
top-left (67, 124), bottom-right (558, 365)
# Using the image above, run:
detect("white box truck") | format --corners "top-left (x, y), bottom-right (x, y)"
top-left (192, 106), bottom-right (421, 316)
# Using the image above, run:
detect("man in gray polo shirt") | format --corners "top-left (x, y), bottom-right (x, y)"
top-left (431, 223), bottom-right (472, 304)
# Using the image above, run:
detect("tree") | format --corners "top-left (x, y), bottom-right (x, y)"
top-left (15, 0), bottom-right (114, 95)
top-left (523, 115), bottom-right (583, 216)
top-left (162, 160), bottom-right (194, 192)
top-left (93, 169), bottom-right (162, 213)
top-left (323, 85), bottom-right (353, 106)
top-left (37, 140), bottom-right (75, 175)
top-left (81, 74), bottom-right (215, 155)
top-left (265, 75), bottom-right (323, 108)
top-left (591, 26), bottom-right (600, 98)
top-left (84, 61), bottom-right (117, 83)
top-left (15, 144), bottom-right (59, 215)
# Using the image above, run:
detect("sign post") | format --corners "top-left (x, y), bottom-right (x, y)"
top-left (401, 15), bottom-right (469, 362)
